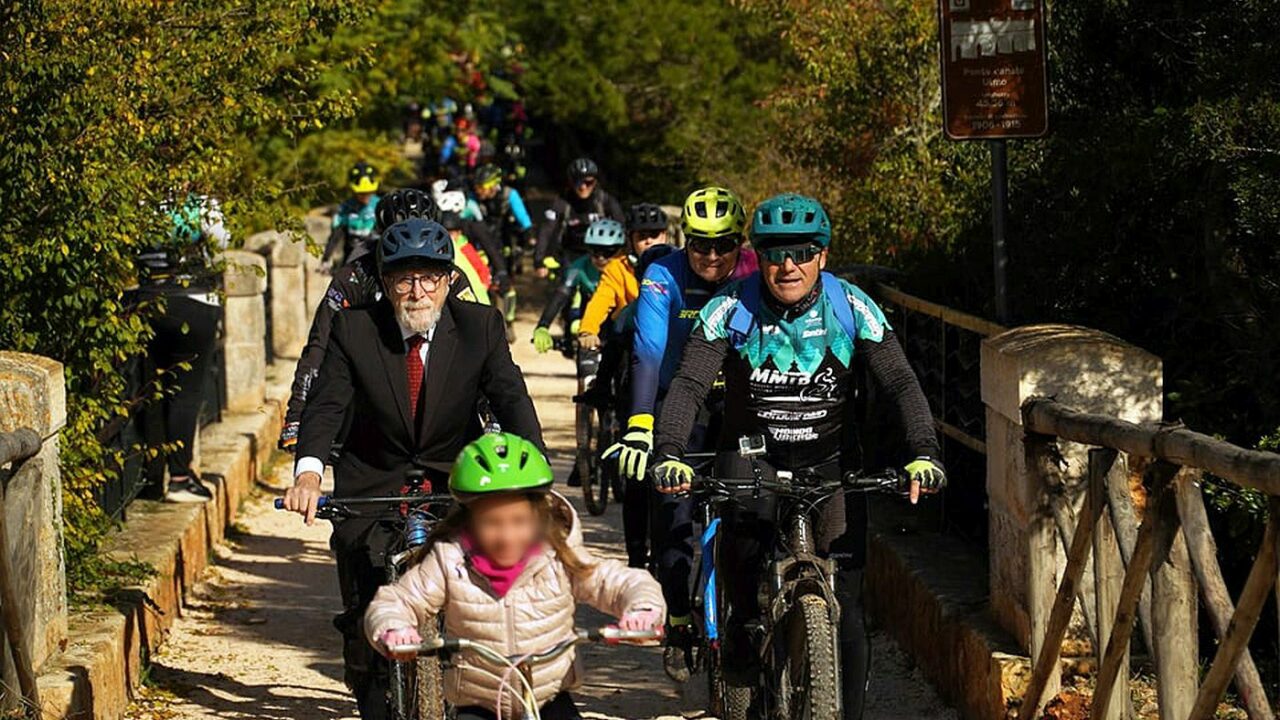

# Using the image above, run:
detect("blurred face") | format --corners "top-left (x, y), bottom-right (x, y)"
top-left (686, 235), bottom-right (743, 284)
top-left (629, 229), bottom-right (667, 258)
top-left (476, 183), bottom-right (499, 201)
top-left (574, 177), bottom-right (597, 200)
top-left (759, 243), bottom-right (827, 306)
top-left (589, 246), bottom-right (620, 270)
top-left (384, 264), bottom-right (453, 333)
top-left (467, 494), bottom-right (543, 568)
top-left (355, 191), bottom-right (374, 205)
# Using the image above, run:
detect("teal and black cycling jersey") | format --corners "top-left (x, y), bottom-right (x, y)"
top-left (324, 195), bottom-right (381, 263)
top-left (654, 272), bottom-right (938, 468)
top-left (535, 254), bottom-right (602, 329)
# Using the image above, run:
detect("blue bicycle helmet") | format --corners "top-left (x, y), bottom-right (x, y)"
top-left (750, 193), bottom-right (832, 248)
top-left (583, 219), bottom-right (626, 248)
top-left (377, 218), bottom-right (454, 273)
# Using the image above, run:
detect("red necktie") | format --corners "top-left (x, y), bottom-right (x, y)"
top-left (406, 334), bottom-right (426, 424)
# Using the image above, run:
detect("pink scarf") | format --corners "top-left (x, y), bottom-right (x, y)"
top-left (460, 532), bottom-right (542, 598)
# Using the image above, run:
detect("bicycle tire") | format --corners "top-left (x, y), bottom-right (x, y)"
top-left (579, 403), bottom-right (609, 515)
top-left (415, 618), bottom-right (448, 719)
top-left (785, 594), bottom-right (840, 720)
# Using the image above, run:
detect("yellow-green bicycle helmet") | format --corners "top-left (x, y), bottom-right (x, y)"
top-left (681, 186), bottom-right (746, 240)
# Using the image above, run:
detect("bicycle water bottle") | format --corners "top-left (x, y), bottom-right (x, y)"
top-left (404, 509), bottom-right (431, 548)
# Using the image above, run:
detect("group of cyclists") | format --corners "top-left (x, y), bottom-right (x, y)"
top-left (280, 148), bottom-right (948, 720)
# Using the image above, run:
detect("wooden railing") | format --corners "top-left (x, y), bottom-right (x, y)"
top-left (1017, 397), bottom-right (1280, 720)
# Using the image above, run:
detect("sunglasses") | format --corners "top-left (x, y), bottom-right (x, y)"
top-left (590, 247), bottom-right (621, 260)
top-left (576, 178), bottom-right (598, 188)
top-left (687, 236), bottom-right (740, 256)
top-left (759, 243), bottom-right (823, 265)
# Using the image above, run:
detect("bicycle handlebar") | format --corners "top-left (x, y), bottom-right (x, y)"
top-left (273, 493), bottom-right (454, 511)
top-left (389, 626), bottom-right (663, 662)
top-left (689, 469), bottom-right (904, 497)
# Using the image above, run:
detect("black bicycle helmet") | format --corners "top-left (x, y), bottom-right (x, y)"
top-left (626, 203), bottom-right (668, 232)
top-left (440, 211), bottom-right (464, 231)
top-left (377, 218), bottom-right (454, 273)
top-left (348, 161), bottom-right (380, 193)
top-left (474, 163), bottom-right (504, 189)
top-left (568, 157), bottom-right (599, 182)
top-left (376, 188), bottom-right (441, 230)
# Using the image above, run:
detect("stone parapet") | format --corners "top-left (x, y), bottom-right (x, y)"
top-left (980, 325), bottom-right (1162, 651)
top-left (0, 351), bottom-right (68, 683)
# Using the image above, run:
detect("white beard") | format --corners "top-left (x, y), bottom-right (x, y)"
top-left (395, 296), bottom-right (442, 334)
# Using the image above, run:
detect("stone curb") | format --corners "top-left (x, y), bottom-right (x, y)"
top-left (37, 364), bottom-right (294, 719)
top-left (866, 499), bottom-right (1028, 720)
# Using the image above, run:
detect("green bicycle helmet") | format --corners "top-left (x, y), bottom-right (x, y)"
top-left (583, 219), bottom-right (626, 248)
top-left (449, 432), bottom-right (553, 502)
top-left (681, 186), bottom-right (746, 240)
top-left (750, 193), bottom-right (832, 248)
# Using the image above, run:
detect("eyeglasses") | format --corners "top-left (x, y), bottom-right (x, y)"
top-left (759, 243), bottom-right (822, 265)
top-left (590, 247), bottom-right (622, 260)
top-left (390, 270), bottom-right (451, 294)
top-left (687, 236), bottom-right (740, 257)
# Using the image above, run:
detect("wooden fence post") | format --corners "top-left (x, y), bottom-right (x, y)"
top-left (1148, 463), bottom-right (1197, 718)
top-left (1188, 498), bottom-right (1280, 719)
top-left (1103, 456), bottom-right (1156, 654)
top-left (1090, 449), bottom-right (1132, 720)
top-left (1093, 471), bottom-right (1175, 720)
top-left (1025, 433), bottom-right (1062, 714)
top-left (1174, 474), bottom-right (1273, 720)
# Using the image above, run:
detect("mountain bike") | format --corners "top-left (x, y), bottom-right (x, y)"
top-left (687, 443), bottom-right (902, 720)
top-left (568, 344), bottom-right (621, 516)
top-left (275, 471), bottom-right (454, 720)
top-left (390, 626), bottom-right (663, 720)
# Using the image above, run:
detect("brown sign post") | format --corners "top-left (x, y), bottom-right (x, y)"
top-left (938, 0), bottom-right (1049, 139)
top-left (938, 0), bottom-right (1049, 323)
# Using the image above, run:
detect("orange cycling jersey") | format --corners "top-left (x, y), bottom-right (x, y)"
top-left (579, 255), bottom-right (637, 336)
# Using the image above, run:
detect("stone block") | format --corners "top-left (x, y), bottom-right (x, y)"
top-left (223, 294), bottom-right (267, 413)
top-left (980, 324), bottom-right (1162, 429)
top-left (305, 210), bottom-right (332, 248)
top-left (0, 351), bottom-right (66, 436)
top-left (221, 250), bottom-right (268, 298)
top-left (269, 263), bottom-right (308, 359)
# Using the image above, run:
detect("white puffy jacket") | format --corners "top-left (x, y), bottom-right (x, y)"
top-left (364, 493), bottom-right (664, 714)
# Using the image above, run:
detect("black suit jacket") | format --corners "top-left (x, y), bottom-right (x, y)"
top-left (298, 296), bottom-right (543, 535)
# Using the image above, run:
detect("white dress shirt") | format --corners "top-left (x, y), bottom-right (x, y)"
top-left (294, 325), bottom-right (435, 480)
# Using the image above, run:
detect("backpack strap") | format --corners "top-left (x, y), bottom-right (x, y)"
top-left (821, 272), bottom-right (859, 342)
top-left (725, 275), bottom-right (762, 350)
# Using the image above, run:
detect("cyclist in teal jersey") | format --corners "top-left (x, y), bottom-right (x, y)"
top-left (324, 161), bottom-right (382, 267)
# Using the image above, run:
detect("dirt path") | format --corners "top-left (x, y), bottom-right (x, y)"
top-left (127, 279), bottom-right (957, 720)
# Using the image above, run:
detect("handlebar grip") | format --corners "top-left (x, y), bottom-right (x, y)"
top-left (598, 627), bottom-right (665, 644)
top-left (273, 496), bottom-right (331, 510)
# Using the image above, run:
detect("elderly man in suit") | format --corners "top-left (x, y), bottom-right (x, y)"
top-left (283, 217), bottom-right (543, 719)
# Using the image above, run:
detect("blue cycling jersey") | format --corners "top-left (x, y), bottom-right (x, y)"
top-left (630, 249), bottom-right (732, 418)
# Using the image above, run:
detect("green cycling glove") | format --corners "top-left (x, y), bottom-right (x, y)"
top-left (604, 415), bottom-right (654, 481)
top-left (532, 327), bottom-right (554, 354)
top-left (652, 456), bottom-right (695, 493)
top-left (905, 457), bottom-right (947, 491)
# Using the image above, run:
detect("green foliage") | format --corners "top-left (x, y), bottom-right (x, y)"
top-left (479, 0), bottom-right (787, 203)
top-left (0, 0), bottom-right (365, 584)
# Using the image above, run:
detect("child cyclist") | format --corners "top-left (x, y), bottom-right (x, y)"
top-left (575, 207), bottom-right (669, 352)
top-left (530, 219), bottom-right (623, 354)
top-left (366, 433), bottom-right (665, 720)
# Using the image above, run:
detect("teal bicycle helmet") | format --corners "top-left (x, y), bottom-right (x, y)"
top-left (583, 219), bottom-right (625, 248)
top-left (750, 193), bottom-right (832, 248)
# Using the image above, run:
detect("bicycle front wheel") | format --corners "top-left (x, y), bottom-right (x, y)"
top-left (578, 403), bottom-right (609, 515)
top-left (783, 593), bottom-right (840, 720)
